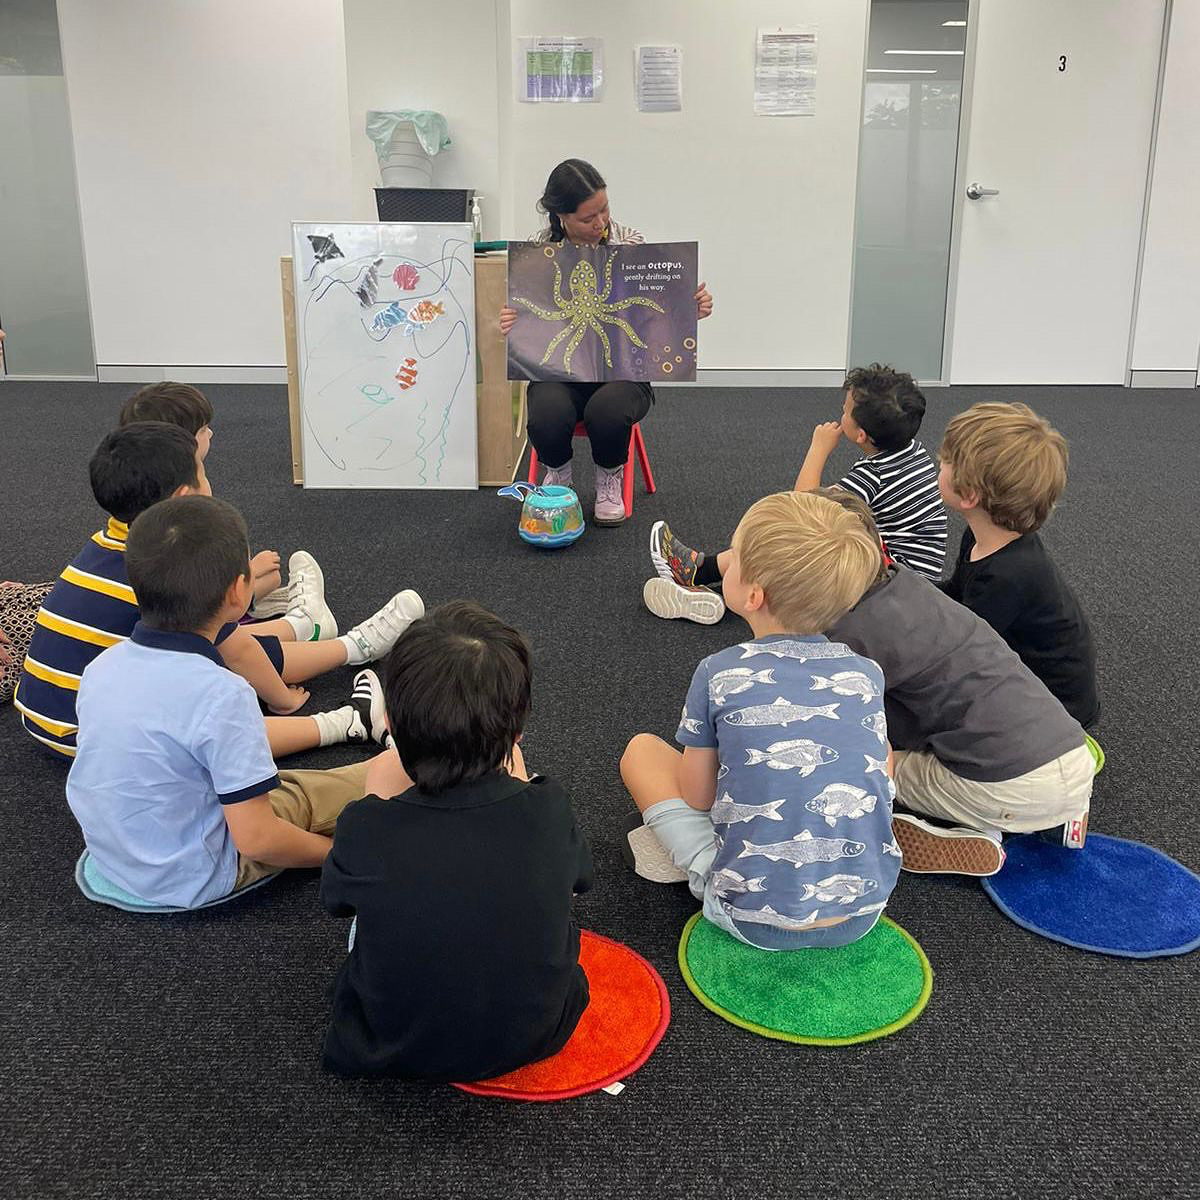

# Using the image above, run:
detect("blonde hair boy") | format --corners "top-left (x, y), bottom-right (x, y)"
top-left (730, 491), bottom-right (882, 633)
top-left (621, 488), bottom-right (901, 950)
top-left (939, 402), bottom-right (1068, 534)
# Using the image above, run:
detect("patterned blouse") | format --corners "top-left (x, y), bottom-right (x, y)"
top-left (529, 219), bottom-right (645, 247)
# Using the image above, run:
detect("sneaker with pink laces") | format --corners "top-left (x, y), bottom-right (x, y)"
top-left (594, 464), bottom-right (627, 526)
top-left (542, 461), bottom-right (573, 488)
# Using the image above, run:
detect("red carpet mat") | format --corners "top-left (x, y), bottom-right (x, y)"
top-left (454, 930), bottom-right (670, 1101)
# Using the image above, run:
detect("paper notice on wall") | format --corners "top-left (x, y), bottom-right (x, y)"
top-left (518, 37), bottom-right (604, 102)
top-left (755, 28), bottom-right (817, 116)
top-left (636, 44), bottom-right (682, 112)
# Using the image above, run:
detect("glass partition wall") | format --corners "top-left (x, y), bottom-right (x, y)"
top-left (849, 0), bottom-right (967, 381)
top-left (0, 0), bottom-right (95, 378)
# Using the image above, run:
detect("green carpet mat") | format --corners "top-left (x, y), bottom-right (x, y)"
top-left (678, 912), bottom-right (932, 1045)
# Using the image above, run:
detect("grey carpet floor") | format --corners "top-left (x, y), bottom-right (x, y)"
top-left (1, 380), bottom-right (1198, 1200)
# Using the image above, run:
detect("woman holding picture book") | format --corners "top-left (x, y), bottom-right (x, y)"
top-left (499, 159), bottom-right (713, 526)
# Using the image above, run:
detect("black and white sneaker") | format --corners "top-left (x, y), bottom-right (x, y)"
top-left (349, 669), bottom-right (390, 746)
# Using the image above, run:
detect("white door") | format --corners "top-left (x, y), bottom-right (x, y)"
top-left (948, 0), bottom-right (1165, 383)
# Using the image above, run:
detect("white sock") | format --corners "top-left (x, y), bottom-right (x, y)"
top-left (311, 704), bottom-right (360, 747)
top-left (282, 611), bottom-right (315, 642)
top-left (338, 631), bottom-right (370, 665)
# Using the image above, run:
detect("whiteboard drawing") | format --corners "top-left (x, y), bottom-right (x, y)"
top-left (293, 222), bottom-right (477, 489)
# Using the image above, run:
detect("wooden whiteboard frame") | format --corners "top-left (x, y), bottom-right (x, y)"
top-left (280, 253), bottom-right (525, 487)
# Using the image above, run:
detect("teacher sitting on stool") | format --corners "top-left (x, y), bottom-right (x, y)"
top-left (500, 159), bottom-right (714, 526)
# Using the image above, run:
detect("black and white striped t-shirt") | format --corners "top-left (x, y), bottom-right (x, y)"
top-left (838, 440), bottom-right (947, 579)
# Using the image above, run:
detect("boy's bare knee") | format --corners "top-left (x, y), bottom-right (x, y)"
top-left (620, 732), bottom-right (660, 782)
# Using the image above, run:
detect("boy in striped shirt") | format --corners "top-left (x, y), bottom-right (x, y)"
top-left (794, 364), bottom-right (946, 579)
top-left (643, 364), bottom-right (947, 626)
top-left (16, 423), bottom-right (416, 758)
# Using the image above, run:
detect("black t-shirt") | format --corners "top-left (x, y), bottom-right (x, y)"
top-left (320, 771), bottom-right (594, 1082)
top-left (939, 529), bottom-right (1099, 727)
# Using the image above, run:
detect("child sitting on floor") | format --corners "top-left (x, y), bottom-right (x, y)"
top-left (644, 363), bottom-right (946, 624)
top-left (321, 601), bottom-right (593, 1082)
top-left (621, 491), bottom-right (900, 950)
top-left (824, 490), bottom-right (1095, 867)
top-left (16, 423), bottom-right (407, 758)
top-left (66, 495), bottom-right (383, 909)
top-left (119, 381), bottom-right (288, 617)
top-left (937, 401), bottom-right (1099, 728)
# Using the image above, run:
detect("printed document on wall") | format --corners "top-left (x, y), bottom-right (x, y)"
top-left (755, 28), bottom-right (817, 116)
top-left (636, 45), bottom-right (682, 112)
top-left (518, 37), bottom-right (604, 102)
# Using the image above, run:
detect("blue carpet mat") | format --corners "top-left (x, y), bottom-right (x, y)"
top-left (982, 834), bottom-right (1200, 958)
top-left (75, 850), bottom-right (279, 913)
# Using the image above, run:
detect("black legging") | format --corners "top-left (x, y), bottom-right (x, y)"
top-left (526, 381), bottom-right (652, 470)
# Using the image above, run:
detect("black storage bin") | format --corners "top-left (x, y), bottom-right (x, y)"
top-left (374, 188), bottom-right (474, 223)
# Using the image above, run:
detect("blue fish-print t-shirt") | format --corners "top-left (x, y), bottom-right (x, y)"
top-left (676, 633), bottom-right (901, 948)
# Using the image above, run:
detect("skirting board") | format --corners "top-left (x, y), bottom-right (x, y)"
top-left (663, 369), bottom-right (847, 388)
top-left (1126, 369), bottom-right (1198, 389)
top-left (97, 366), bottom-right (846, 388)
top-left (97, 365), bottom-right (288, 385)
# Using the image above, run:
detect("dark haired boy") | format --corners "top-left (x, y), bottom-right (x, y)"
top-left (119, 381), bottom-right (214, 458)
top-left (66, 496), bottom-right (381, 908)
top-left (794, 363), bottom-right (946, 578)
top-left (641, 364), bottom-right (946, 627)
top-left (17, 423), bottom-right (404, 758)
top-left (320, 602), bottom-right (594, 1082)
top-left (119, 381), bottom-right (291, 620)
top-left (17, 422), bottom-right (207, 756)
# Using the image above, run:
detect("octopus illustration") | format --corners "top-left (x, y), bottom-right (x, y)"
top-left (514, 252), bottom-right (665, 375)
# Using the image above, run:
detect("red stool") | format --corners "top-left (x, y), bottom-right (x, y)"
top-left (528, 422), bottom-right (656, 519)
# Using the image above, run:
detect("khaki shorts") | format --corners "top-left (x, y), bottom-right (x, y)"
top-left (893, 743), bottom-right (1094, 836)
top-left (235, 759), bottom-right (369, 889)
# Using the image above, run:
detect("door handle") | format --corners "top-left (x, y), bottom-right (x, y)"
top-left (966, 182), bottom-right (1000, 200)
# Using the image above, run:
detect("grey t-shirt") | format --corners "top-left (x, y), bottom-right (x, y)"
top-left (828, 567), bottom-right (1083, 782)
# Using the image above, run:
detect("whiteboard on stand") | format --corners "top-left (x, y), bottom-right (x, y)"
top-left (292, 221), bottom-right (477, 489)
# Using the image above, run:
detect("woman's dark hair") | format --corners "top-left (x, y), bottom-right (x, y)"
top-left (842, 363), bottom-right (927, 453)
top-left (538, 158), bottom-right (606, 242)
top-left (126, 495), bottom-right (250, 633)
top-left (383, 601), bottom-right (532, 796)
top-left (119, 382), bottom-right (214, 436)
top-left (89, 422), bottom-right (200, 524)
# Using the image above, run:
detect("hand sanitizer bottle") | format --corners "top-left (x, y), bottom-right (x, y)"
top-left (472, 193), bottom-right (484, 241)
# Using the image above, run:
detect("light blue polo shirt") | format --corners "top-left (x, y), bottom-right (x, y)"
top-left (66, 622), bottom-right (280, 909)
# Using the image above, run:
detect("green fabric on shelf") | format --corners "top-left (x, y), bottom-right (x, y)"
top-left (678, 912), bottom-right (932, 1045)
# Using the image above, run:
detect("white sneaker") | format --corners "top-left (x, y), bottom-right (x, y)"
top-left (340, 590), bottom-right (425, 664)
top-left (284, 551), bottom-right (337, 641)
top-left (594, 464), bottom-right (627, 525)
top-left (892, 812), bottom-right (1006, 876)
top-left (543, 461), bottom-right (573, 488)
top-left (643, 577), bottom-right (726, 625)
top-left (622, 814), bottom-right (689, 884)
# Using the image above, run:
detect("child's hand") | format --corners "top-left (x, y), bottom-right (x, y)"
top-left (810, 421), bottom-right (843, 455)
top-left (499, 307), bottom-right (517, 335)
top-left (268, 685), bottom-right (310, 715)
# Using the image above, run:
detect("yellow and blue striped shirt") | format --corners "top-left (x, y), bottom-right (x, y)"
top-left (15, 519), bottom-right (137, 757)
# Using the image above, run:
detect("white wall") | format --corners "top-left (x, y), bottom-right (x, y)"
top-left (342, 0), bottom-right (501, 229)
top-left (504, 0), bottom-right (869, 373)
top-left (57, 0), bottom-right (355, 373)
top-left (1131, 0), bottom-right (1200, 379)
